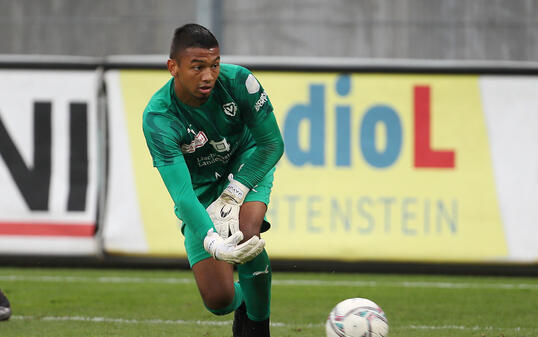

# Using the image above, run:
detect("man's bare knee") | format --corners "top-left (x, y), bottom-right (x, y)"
top-left (192, 258), bottom-right (235, 312)
top-left (202, 291), bottom-right (235, 312)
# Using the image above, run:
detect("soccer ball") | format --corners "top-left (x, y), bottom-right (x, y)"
top-left (326, 298), bottom-right (389, 337)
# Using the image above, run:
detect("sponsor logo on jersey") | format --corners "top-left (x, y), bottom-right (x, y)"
top-left (254, 91), bottom-right (268, 112)
top-left (181, 131), bottom-right (208, 153)
top-left (246, 74), bottom-right (260, 94)
top-left (210, 138), bottom-right (231, 152)
top-left (223, 102), bottom-right (238, 117)
top-left (196, 152), bottom-right (233, 167)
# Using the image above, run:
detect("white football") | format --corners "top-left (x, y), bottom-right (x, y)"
top-left (326, 298), bottom-right (389, 337)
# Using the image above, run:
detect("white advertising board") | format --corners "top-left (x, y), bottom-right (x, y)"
top-left (480, 76), bottom-right (538, 262)
top-left (0, 70), bottom-right (100, 255)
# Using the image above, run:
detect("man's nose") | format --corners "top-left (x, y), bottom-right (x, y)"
top-left (201, 68), bottom-right (215, 82)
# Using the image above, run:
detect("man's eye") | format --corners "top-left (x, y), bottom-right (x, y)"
top-left (212, 64), bottom-right (219, 69)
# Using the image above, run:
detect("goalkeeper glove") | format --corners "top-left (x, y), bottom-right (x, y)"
top-left (206, 176), bottom-right (249, 238)
top-left (203, 229), bottom-right (265, 264)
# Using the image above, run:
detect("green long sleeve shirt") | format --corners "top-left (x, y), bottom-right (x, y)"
top-left (142, 64), bottom-right (284, 241)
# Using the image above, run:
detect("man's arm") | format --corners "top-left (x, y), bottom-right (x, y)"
top-left (205, 111), bottom-right (284, 239)
top-left (157, 161), bottom-right (214, 241)
top-left (206, 68), bottom-right (284, 239)
top-left (231, 68), bottom-right (284, 188)
top-left (143, 110), bottom-right (213, 240)
top-left (234, 112), bottom-right (284, 188)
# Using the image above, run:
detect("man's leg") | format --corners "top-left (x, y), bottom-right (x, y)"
top-left (185, 219), bottom-right (246, 337)
top-left (236, 201), bottom-right (272, 337)
top-left (192, 258), bottom-right (244, 316)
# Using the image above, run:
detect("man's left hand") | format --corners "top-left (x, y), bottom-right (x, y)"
top-left (206, 176), bottom-right (249, 238)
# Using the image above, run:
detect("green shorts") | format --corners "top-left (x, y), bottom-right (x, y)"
top-left (183, 165), bottom-right (275, 268)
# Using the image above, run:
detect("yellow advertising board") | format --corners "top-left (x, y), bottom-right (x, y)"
top-left (119, 70), bottom-right (183, 256)
top-left (118, 69), bottom-right (507, 262)
top-left (259, 72), bottom-right (506, 262)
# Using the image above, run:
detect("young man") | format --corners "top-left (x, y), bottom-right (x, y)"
top-left (0, 289), bottom-right (11, 321)
top-left (142, 24), bottom-right (284, 337)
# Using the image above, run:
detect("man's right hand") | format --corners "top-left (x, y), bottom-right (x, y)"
top-left (203, 229), bottom-right (265, 264)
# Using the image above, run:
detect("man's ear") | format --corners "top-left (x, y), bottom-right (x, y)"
top-left (167, 59), bottom-right (178, 77)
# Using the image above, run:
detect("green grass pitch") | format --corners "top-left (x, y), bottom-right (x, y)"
top-left (0, 267), bottom-right (537, 336)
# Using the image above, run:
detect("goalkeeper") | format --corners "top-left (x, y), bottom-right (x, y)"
top-left (142, 24), bottom-right (284, 337)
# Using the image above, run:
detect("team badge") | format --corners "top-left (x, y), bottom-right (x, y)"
top-left (181, 131), bottom-right (208, 153)
top-left (210, 138), bottom-right (231, 152)
top-left (223, 102), bottom-right (237, 117)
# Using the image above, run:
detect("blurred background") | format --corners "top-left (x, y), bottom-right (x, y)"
top-left (1, 3), bottom-right (537, 337)
top-left (1, 0), bottom-right (537, 61)
top-left (0, 0), bottom-right (537, 274)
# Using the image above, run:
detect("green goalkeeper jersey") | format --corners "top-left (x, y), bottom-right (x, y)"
top-left (142, 64), bottom-right (284, 241)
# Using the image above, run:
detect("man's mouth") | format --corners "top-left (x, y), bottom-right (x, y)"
top-left (199, 85), bottom-right (212, 95)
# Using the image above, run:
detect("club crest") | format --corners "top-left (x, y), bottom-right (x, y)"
top-left (223, 102), bottom-right (238, 117)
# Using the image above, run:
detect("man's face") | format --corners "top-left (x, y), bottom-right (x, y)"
top-left (168, 47), bottom-right (220, 106)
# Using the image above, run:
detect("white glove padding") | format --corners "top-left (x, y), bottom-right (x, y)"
top-left (206, 177), bottom-right (249, 238)
top-left (203, 229), bottom-right (265, 264)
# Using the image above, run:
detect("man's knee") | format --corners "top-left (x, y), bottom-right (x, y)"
top-left (203, 286), bottom-right (243, 316)
top-left (202, 290), bottom-right (235, 313)
top-left (192, 258), bottom-right (237, 315)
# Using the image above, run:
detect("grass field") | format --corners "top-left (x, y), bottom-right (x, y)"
top-left (0, 267), bottom-right (537, 337)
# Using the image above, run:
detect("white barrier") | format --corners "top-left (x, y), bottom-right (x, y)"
top-left (480, 77), bottom-right (538, 262)
top-left (0, 70), bottom-right (101, 255)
